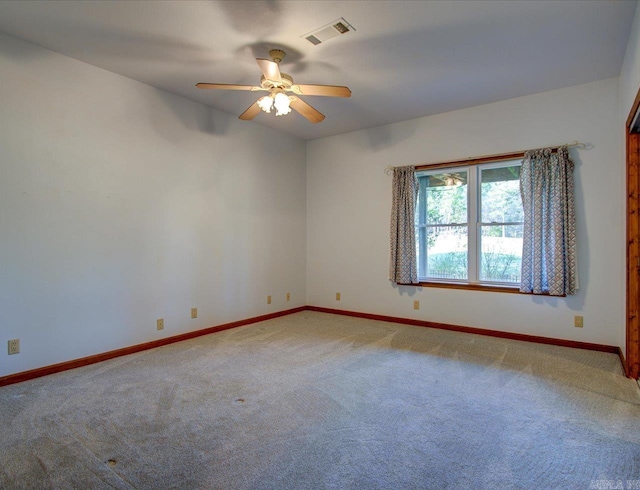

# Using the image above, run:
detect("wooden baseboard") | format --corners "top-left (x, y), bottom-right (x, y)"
top-left (1, 304), bottom-right (624, 388)
top-left (305, 306), bottom-right (620, 354)
top-left (0, 307), bottom-right (306, 388)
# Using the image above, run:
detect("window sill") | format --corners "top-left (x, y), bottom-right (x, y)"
top-left (418, 281), bottom-right (523, 294)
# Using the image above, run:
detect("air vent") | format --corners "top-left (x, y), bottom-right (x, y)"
top-left (303, 18), bottom-right (355, 46)
top-left (306, 35), bottom-right (322, 46)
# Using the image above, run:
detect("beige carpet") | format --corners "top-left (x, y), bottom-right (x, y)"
top-left (1, 311), bottom-right (639, 489)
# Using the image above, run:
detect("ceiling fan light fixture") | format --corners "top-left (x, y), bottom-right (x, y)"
top-left (257, 95), bottom-right (274, 113)
top-left (273, 92), bottom-right (292, 116)
top-left (444, 174), bottom-right (463, 187)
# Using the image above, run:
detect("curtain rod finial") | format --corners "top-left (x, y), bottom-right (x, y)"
top-left (567, 141), bottom-right (594, 150)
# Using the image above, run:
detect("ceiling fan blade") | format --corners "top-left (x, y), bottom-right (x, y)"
top-left (256, 58), bottom-right (282, 83)
top-left (239, 101), bottom-right (262, 121)
top-left (292, 84), bottom-right (352, 98)
top-left (196, 83), bottom-right (264, 91)
top-left (289, 96), bottom-right (325, 124)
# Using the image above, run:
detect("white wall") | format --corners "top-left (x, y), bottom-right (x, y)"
top-left (620, 2), bottom-right (640, 125)
top-left (0, 33), bottom-right (306, 378)
top-left (307, 78), bottom-right (623, 347)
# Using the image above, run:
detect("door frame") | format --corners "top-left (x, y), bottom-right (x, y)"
top-left (626, 86), bottom-right (640, 380)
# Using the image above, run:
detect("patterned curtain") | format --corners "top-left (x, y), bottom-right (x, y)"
top-left (520, 146), bottom-right (577, 296)
top-left (390, 166), bottom-right (419, 284)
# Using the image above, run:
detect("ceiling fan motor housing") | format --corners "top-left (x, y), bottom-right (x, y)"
top-left (269, 49), bottom-right (286, 63)
top-left (260, 73), bottom-right (294, 90)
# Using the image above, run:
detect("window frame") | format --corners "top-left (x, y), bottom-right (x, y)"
top-left (415, 151), bottom-right (525, 294)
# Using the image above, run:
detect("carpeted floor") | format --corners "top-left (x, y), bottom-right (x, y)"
top-left (1, 311), bottom-right (639, 489)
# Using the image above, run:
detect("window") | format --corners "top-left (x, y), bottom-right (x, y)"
top-left (415, 159), bottom-right (523, 287)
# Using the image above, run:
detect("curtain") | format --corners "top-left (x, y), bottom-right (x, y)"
top-left (520, 146), bottom-right (577, 296)
top-left (390, 165), bottom-right (419, 284)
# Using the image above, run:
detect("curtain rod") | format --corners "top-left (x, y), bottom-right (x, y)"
top-left (384, 140), bottom-right (593, 174)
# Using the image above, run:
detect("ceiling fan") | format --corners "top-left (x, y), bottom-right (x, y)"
top-left (196, 49), bottom-right (351, 124)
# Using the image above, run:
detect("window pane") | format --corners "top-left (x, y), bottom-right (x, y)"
top-left (481, 165), bottom-right (522, 223)
top-left (426, 225), bottom-right (468, 280)
top-left (425, 171), bottom-right (467, 225)
top-left (480, 224), bottom-right (523, 283)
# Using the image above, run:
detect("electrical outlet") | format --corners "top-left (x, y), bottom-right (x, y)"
top-left (8, 339), bottom-right (19, 355)
top-left (574, 315), bottom-right (584, 328)
top-left (157, 319), bottom-right (164, 331)
top-left (267, 295), bottom-right (272, 305)
top-left (414, 300), bottom-right (420, 310)
top-left (336, 292), bottom-right (341, 301)
top-left (286, 292), bottom-right (290, 302)
top-left (191, 307), bottom-right (197, 319)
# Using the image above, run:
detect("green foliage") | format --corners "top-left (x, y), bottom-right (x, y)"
top-left (428, 252), bottom-right (467, 279)
top-left (428, 252), bottom-right (520, 282)
top-left (481, 252), bottom-right (520, 282)
top-left (480, 178), bottom-right (522, 223)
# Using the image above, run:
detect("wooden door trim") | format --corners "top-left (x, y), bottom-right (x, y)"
top-left (626, 87), bottom-right (640, 380)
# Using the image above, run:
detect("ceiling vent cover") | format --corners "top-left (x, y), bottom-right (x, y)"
top-left (303, 18), bottom-right (355, 46)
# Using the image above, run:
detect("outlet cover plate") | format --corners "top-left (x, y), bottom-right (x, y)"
top-left (8, 339), bottom-right (20, 355)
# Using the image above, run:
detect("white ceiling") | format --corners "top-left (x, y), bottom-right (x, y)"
top-left (0, 0), bottom-right (636, 140)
